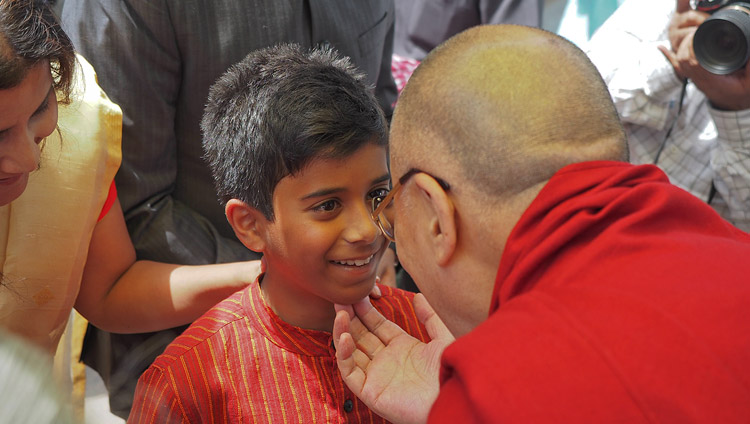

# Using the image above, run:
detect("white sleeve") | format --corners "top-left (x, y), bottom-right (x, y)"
top-left (710, 108), bottom-right (750, 230)
top-left (586, 0), bottom-right (684, 130)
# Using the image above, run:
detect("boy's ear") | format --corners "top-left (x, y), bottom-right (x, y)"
top-left (225, 199), bottom-right (267, 253)
top-left (412, 173), bottom-right (457, 267)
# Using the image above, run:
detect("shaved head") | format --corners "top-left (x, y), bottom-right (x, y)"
top-left (391, 24), bottom-right (628, 201)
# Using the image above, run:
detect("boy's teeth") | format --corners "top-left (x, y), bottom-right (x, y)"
top-left (335, 255), bottom-right (373, 266)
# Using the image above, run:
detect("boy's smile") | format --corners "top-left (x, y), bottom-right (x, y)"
top-left (331, 253), bottom-right (375, 267)
top-left (258, 142), bottom-right (391, 332)
top-left (328, 251), bottom-right (378, 279)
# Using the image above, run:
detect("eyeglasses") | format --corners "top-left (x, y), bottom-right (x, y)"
top-left (371, 168), bottom-right (451, 242)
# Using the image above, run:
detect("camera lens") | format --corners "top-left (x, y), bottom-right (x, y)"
top-left (694, 5), bottom-right (750, 75)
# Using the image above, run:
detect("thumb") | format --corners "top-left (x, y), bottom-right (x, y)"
top-left (414, 293), bottom-right (455, 343)
top-left (658, 44), bottom-right (677, 68)
top-left (658, 45), bottom-right (685, 80)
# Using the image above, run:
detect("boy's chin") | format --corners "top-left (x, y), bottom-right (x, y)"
top-left (330, 280), bottom-right (377, 306)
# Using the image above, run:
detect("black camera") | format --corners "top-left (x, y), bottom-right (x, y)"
top-left (692, 0), bottom-right (750, 74)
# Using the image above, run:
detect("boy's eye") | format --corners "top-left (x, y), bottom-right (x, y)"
top-left (312, 199), bottom-right (340, 213)
top-left (369, 187), bottom-right (390, 201)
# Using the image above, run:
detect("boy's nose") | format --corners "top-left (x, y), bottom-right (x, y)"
top-left (0, 132), bottom-right (41, 174)
top-left (343, 202), bottom-right (380, 244)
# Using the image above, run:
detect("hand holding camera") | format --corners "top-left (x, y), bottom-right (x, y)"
top-left (666, 0), bottom-right (708, 62)
top-left (659, 0), bottom-right (750, 110)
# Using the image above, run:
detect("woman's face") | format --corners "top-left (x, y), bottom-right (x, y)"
top-left (0, 60), bottom-right (58, 206)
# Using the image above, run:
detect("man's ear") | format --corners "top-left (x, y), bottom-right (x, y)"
top-left (412, 173), bottom-right (457, 266)
top-left (225, 199), bottom-right (267, 253)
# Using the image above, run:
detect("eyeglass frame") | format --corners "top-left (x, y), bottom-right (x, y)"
top-left (371, 168), bottom-right (451, 242)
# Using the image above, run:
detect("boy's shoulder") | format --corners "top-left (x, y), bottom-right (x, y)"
top-left (371, 284), bottom-right (429, 342)
top-left (148, 288), bottom-right (249, 371)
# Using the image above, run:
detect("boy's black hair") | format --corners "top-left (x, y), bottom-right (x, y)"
top-left (201, 43), bottom-right (389, 220)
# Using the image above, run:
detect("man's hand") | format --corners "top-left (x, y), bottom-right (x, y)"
top-left (659, 2), bottom-right (750, 110)
top-left (666, 0), bottom-right (707, 63)
top-left (333, 294), bottom-right (455, 424)
top-left (660, 1), bottom-right (707, 80)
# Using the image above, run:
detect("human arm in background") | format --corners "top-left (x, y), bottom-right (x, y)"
top-left (333, 294), bottom-right (455, 424)
top-left (74, 197), bottom-right (261, 334)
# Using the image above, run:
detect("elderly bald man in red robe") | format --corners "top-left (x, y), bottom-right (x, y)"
top-left (333, 24), bottom-right (750, 424)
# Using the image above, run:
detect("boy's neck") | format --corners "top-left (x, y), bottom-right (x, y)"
top-left (259, 270), bottom-right (337, 333)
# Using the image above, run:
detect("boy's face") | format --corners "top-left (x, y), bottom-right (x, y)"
top-left (262, 142), bottom-right (392, 309)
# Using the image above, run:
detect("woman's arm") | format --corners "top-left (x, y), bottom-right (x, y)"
top-left (74, 198), bottom-right (261, 333)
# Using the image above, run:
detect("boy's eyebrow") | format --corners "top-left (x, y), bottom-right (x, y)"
top-left (372, 173), bottom-right (391, 185)
top-left (300, 173), bottom-right (392, 200)
top-left (301, 187), bottom-right (345, 200)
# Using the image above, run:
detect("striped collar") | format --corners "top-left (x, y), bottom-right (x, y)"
top-left (242, 276), bottom-right (337, 357)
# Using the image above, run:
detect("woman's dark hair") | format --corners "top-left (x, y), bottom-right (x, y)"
top-left (0, 0), bottom-right (75, 103)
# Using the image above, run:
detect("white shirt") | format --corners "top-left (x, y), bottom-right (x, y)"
top-left (586, 0), bottom-right (750, 232)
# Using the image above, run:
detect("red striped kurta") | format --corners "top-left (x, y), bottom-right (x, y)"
top-left (127, 280), bottom-right (429, 423)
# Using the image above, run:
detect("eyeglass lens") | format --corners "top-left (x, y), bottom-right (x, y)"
top-left (371, 196), bottom-right (395, 241)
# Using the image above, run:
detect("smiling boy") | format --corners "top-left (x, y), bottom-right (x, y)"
top-left (127, 44), bottom-right (429, 424)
